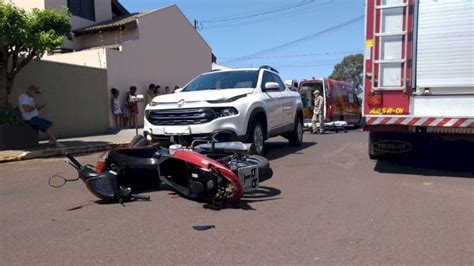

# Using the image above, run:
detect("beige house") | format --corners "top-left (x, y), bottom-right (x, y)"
top-left (9, 0), bottom-right (212, 135)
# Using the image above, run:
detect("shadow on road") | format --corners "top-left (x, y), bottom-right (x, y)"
top-left (374, 141), bottom-right (474, 178)
top-left (265, 141), bottom-right (317, 160)
top-left (202, 186), bottom-right (282, 211)
top-left (232, 186), bottom-right (283, 211)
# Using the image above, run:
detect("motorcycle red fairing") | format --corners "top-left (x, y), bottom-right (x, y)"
top-left (170, 150), bottom-right (243, 202)
top-left (92, 135), bottom-right (270, 205)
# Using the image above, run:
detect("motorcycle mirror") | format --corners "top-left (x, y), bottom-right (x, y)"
top-left (48, 175), bottom-right (79, 188)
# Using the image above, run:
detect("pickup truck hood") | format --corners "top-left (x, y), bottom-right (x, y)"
top-left (153, 88), bottom-right (254, 103)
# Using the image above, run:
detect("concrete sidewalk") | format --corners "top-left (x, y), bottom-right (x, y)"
top-left (0, 129), bottom-right (142, 163)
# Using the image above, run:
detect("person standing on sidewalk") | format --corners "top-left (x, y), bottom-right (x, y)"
top-left (110, 88), bottom-right (123, 128)
top-left (311, 90), bottom-right (325, 134)
top-left (18, 85), bottom-right (65, 148)
top-left (146, 83), bottom-right (156, 105)
top-left (126, 86), bottom-right (139, 128)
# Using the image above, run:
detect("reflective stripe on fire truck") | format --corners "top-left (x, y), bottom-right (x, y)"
top-left (366, 117), bottom-right (474, 128)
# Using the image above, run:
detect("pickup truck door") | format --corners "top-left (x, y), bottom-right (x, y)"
top-left (282, 90), bottom-right (296, 126)
top-left (279, 88), bottom-right (296, 128)
top-left (271, 74), bottom-right (295, 127)
top-left (261, 71), bottom-right (284, 131)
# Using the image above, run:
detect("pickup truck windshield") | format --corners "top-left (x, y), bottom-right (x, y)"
top-left (183, 71), bottom-right (258, 92)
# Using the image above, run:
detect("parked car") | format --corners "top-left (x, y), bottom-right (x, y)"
top-left (298, 78), bottom-right (361, 129)
top-left (144, 66), bottom-right (304, 155)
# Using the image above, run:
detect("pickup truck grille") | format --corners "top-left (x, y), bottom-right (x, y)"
top-left (146, 108), bottom-right (217, 126)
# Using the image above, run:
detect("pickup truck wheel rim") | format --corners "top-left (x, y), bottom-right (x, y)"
top-left (254, 126), bottom-right (264, 154)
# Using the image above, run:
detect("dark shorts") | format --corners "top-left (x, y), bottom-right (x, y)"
top-left (25, 116), bottom-right (53, 132)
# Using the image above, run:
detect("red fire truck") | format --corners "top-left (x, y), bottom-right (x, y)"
top-left (363, 0), bottom-right (474, 159)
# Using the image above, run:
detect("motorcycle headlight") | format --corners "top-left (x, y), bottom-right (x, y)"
top-left (214, 107), bottom-right (238, 117)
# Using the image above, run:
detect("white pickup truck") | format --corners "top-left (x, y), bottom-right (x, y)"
top-left (144, 66), bottom-right (304, 155)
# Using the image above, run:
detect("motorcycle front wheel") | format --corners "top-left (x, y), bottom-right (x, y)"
top-left (240, 155), bottom-right (273, 183)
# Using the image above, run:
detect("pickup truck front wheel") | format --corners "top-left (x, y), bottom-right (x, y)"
top-left (249, 121), bottom-right (266, 155)
top-left (288, 115), bottom-right (303, 146)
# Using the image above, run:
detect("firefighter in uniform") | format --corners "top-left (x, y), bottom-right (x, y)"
top-left (311, 90), bottom-right (324, 134)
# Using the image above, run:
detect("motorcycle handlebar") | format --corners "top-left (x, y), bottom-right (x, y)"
top-left (65, 153), bottom-right (82, 169)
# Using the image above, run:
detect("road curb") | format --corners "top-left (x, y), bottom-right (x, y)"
top-left (0, 142), bottom-right (129, 163)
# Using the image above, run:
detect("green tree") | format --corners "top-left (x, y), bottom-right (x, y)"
top-left (329, 53), bottom-right (364, 94)
top-left (0, 2), bottom-right (71, 107)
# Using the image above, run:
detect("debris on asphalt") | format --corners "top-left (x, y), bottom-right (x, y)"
top-left (192, 225), bottom-right (216, 231)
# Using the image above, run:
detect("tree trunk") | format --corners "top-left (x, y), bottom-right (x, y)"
top-left (0, 43), bottom-right (11, 108)
top-left (0, 61), bottom-right (8, 108)
top-left (0, 65), bottom-right (15, 108)
top-left (0, 44), bottom-right (8, 108)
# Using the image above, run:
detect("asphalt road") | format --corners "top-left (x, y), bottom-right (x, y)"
top-left (1, 131), bottom-right (473, 265)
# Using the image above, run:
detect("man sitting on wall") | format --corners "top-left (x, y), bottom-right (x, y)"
top-left (18, 85), bottom-right (65, 148)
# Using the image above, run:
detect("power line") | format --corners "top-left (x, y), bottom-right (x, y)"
top-left (276, 64), bottom-right (335, 69)
top-left (201, 0), bottom-right (317, 23)
top-left (222, 15), bottom-right (364, 64)
top-left (219, 50), bottom-right (362, 60)
top-left (229, 58), bottom-right (349, 66)
top-left (201, 0), bottom-right (333, 31)
top-left (231, 63), bottom-right (335, 69)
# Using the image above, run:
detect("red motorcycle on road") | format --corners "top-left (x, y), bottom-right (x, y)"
top-left (50, 133), bottom-right (272, 208)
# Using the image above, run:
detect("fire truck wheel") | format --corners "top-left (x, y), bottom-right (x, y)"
top-left (368, 132), bottom-right (384, 160)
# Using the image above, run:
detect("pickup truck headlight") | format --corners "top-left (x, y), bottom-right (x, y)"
top-left (214, 107), bottom-right (238, 117)
top-left (148, 101), bottom-right (159, 107)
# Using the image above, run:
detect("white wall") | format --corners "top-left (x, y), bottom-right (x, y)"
top-left (43, 48), bottom-right (107, 68)
top-left (105, 5), bottom-right (212, 126)
top-left (9, 0), bottom-right (44, 11)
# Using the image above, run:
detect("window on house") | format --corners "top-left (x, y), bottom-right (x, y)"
top-left (68, 0), bottom-right (96, 21)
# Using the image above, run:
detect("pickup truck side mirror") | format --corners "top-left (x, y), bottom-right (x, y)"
top-left (263, 82), bottom-right (280, 91)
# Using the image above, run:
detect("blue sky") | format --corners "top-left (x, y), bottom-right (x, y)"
top-left (120, 0), bottom-right (365, 81)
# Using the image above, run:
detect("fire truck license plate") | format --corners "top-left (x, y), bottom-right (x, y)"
top-left (238, 166), bottom-right (259, 192)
